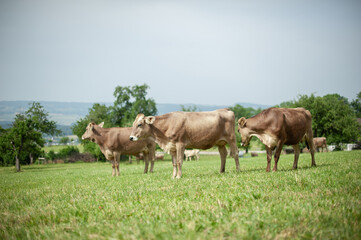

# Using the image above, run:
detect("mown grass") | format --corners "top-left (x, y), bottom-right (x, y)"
top-left (1, 151), bottom-right (361, 239)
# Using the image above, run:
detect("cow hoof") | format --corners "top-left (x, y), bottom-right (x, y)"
top-left (176, 175), bottom-right (181, 179)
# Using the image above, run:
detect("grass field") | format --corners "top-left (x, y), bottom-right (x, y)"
top-left (43, 145), bottom-right (84, 154)
top-left (1, 150), bottom-right (361, 239)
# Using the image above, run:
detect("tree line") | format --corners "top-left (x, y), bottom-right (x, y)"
top-left (1, 84), bottom-right (360, 170)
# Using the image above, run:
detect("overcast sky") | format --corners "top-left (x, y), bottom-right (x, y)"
top-left (0, 0), bottom-right (360, 106)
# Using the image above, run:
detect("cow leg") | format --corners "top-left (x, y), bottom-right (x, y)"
top-left (149, 150), bottom-right (155, 173)
top-left (292, 144), bottom-right (300, 169)
top-left (176, 144), bottom-right (185, 178)
top-left (306, 133), bottom-right (316, 167)
top-left (114, 153), bottom-right (120, 176)
top-left (218, 145), bottom-right (228, 173)
top-left (171, 153), bottom-right (177, 178)
top-left (265, 147), bottom-right (272, 172)
top-left (111, 160), bottom-right (116, 176)
top-left (273, 142), bottom-right (283, 172)
top-left (143, 152), bottom-right (149, 174)
top-left (228, 139), bottom-right (240, 171)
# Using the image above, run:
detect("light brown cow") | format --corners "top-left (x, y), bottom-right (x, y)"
top-left (238, 107), bottom-right (316, 172)
top-left (313, 137), bottom-right (328, 152)
top-left (129, 109), bottom-right (240, 178)
top-left (184, 149), bottom-right (200, 161)
top-left (82, 122), bottom-right (156, 176)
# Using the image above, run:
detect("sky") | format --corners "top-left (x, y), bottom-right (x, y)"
top-left (0, 0), bottom-right (360, 106)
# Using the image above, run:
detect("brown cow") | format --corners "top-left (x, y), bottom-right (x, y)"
top-left (238, 107), bottom-right (316, 172)
top-left (313, 137), bottom-right (328, 152)
top-left (82, 122), bottom-right (156, 176)
top-left (129, 109), bottom-right (240, 178)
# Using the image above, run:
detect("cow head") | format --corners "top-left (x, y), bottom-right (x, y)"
top-left (237, 117), bottom-right (252, 147)
top-left (129, 113), bottom-right (155, 141)
top-left (82, 122), bottom-right (104, 141)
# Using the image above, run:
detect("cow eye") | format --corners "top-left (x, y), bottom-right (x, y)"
top-left (137, 123), bottom-right (142, 127)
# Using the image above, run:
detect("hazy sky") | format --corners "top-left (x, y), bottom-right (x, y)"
top-left (0, 0), bottom-right (360, 106)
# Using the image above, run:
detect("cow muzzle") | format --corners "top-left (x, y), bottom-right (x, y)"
top-left (129, 136), bottom-right (138, 141)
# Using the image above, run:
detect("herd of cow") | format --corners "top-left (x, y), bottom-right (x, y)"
top-left (82, 107), bottom-right (326, 178)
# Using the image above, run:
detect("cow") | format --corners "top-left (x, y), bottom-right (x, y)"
top-left (155, 152), bottom-right (165, 160)
top-left (82, 122), bottom-right (156, 176)
top-left (313, 137), bottom-right (328, 152)
top-left (237, 107), bottom-right (316, 172)
top-left (184, 149), bottom-right (200, 161)
top-left (129, 109), bottom-right (240, 178)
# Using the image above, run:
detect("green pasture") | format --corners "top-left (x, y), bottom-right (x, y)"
top-left (43, 145), bottom-right (84, 154)
top-left (1, 151), bottom-right (361, 239)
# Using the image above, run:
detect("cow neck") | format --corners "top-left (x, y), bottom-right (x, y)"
top-left (92, 126), bottom-right (108, 145)
top-left (247, 115), bottom-right (266, 133)
top-left (149, 115), bottom-right (169, 146)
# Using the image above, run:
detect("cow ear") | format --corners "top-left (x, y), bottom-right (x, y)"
top-left (98, 122), bottom-right (104, 128)
top-left (238, 117), bottom-right (247, 128)
top-left (145, 116), bottom-right (155, 125)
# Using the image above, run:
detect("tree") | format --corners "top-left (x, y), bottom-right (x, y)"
top-left (72, 84), bottom-right (157, 161)
top-left (293, 94), bottom-right (360, 144)
top-left (181, 105), bottom-right (199, 112)
top-left (112, 84), bottom-right (157, 127)
top-left (0, 102), bottom-right (61, 171)
top-left (59, 137), bottom-right (70, 145)
top-left (71, 103), bottom-right (112, 162)
top-left (351, 92), bottom-right (361, 118)
top-left (229, 104), bottom-right (262, 120)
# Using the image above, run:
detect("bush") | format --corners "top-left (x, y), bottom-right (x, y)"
top-left (58, 146), bottom-right (79, 159)
top-left (45, 146), bottom-right (80, 162)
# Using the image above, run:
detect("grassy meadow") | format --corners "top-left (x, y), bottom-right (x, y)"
top-left (1, 150), bottom-right (361, 239)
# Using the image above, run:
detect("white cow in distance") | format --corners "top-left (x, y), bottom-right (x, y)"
top-left (184, 150), bottom-right (200, 161)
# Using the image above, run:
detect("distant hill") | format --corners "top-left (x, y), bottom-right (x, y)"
top-left (0, 101), bottom-right (270, 128)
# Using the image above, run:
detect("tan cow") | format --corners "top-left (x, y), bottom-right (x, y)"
top-left (313, 137), bottom-right (328, 152)
top-left (238, 107), bottom-right (316, 172)
top-left (184, 149), bottom-right (200, 161)
top-left (82, 122), bottom-right (156, 176)
top-left (129, 109), bottom-right (240, 178)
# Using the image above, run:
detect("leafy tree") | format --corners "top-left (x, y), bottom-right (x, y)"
top-left (274, 100), bottom-right (296, 108)
top-left (0, 102), bottom-right (61, 171)
top-left (181, 105), bottom-right (199, 112)
top-left (59, 137), bottom-right (70, 145)
top-left (351, 92), bottom-right (361, 118)
top-left (112, 84), bottom-right (157, 127)
top-left (72, 84), bottom-right (157, 161)
top-left (293, 94), bottom-right (360, 144)
top-left (229, 104), bottom-right (262, 120)
top-left (71, 103), bottom-right (112, 162)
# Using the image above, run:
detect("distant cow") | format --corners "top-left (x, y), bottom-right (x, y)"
top-left (313, 137), bottom-right (328, 152)
top-left (155, 152), bottom-right (165, 160)
top-left (82, 122), bottom-right (156, 176)
top-left (238, 108), bottom-right (316, 172)
top-left (250, 152), bottom-right (258, 157)
top-left (184, 149), bottom-right (200, 161)
top-left (129, 109), bottom-right (240, 178)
